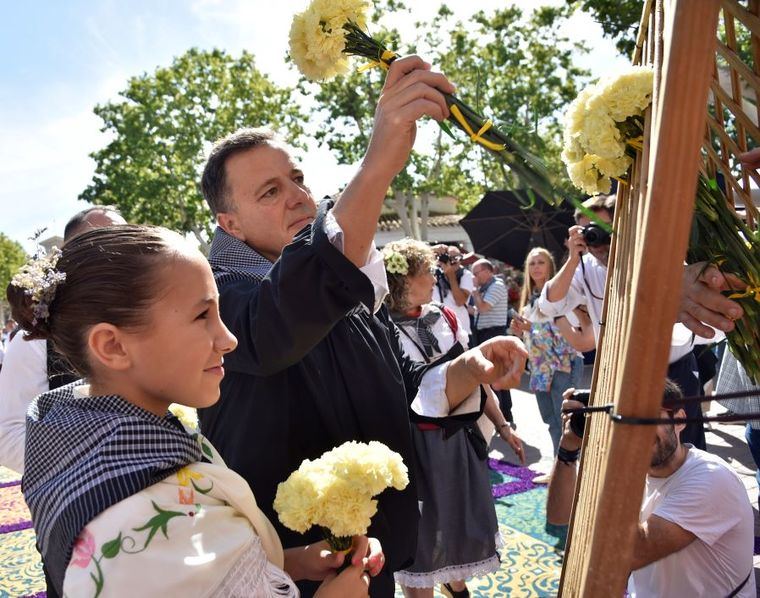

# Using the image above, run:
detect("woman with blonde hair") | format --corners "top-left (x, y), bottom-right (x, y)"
top-left (511, 247), bottom-right (582, 456)
top-left (383, 238), bottom-right (523, 598)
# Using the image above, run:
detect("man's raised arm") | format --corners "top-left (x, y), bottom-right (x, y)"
top-left (331, 56), bottom-right (455, 267)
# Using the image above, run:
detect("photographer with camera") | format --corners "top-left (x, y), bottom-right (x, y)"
top-left (538, 195), bottom-right (613, 343)
top-left (432, 245), bottom-right (476, 341)
top-left (538, 195), bottom-right (712, 449)
top-left (546, 382), bottom-right (755, 598)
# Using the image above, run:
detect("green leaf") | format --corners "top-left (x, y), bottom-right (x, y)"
top-left (191, 477), bottom-right (214, 495)
top-left (101, 533), bottom-right (122, 559)
top-left (438, 120), bottom-right (456, 140)
top-left (132, 501), bottom-right (187, 549)
top-left (201, 441), bottom-right (213, 460)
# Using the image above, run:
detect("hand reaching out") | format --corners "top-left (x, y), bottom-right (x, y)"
top-left (499, 424), bottom-right (525, 465)
top-left (464, 336), bottom-right (528, 390)
top-left (679, 262), bottom-right (744, 337)
top-left (363, 55), bottom-right (455, 181)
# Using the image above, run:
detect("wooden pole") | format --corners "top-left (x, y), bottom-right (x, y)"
top-left (559, 1), bottom-right (720, 595)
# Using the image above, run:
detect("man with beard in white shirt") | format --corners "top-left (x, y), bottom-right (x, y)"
top-left (547, 380), bottom-right (755, 597)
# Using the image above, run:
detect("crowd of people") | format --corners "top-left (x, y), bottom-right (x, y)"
top-left (0, 55), bottom-right (756, 597)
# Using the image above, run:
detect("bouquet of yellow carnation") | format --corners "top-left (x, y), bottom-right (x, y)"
top-left (289, 0), bottom-right (555, 205)
top-left (561, 66), bottom-right (653, 196)
top-left (274, 440), bottom-right (409, 551)
top-left (564, 67), bottom-right (760, 383)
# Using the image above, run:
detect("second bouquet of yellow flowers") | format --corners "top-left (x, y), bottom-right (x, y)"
top-left (274, 440), bottom-right (409, 552)
top-left (289, 0), bottom-right (555, 205)
top-left (563, 66), bottom-right (760, 384)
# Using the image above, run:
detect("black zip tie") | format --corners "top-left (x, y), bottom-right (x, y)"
top-left (662, 388), bottom-right (760, 408)
top-left (562, 388), bottom-right (760, 426)
top-left (610, 411), bottom-right (760, 425)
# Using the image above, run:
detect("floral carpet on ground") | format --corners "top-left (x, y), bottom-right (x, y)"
top-left (0, 460), bottom-right (568, 597)
top-left (393, 458), bottom-right (564, 597)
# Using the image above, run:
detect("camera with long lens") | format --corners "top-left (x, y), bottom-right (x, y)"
top-left (581, 224), bottom-right (612, 247)
top-left (569, 389), bottom-right (590, 438)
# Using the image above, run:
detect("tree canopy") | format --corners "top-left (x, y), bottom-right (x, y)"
top-left (0, 233), bottom-right (27, 301)
top-left (571, 0), bottom-right (642, 57)
top-left (81, 48), bottom-right (305, 248)
top-left (299, 4), bottom-right (590, 236)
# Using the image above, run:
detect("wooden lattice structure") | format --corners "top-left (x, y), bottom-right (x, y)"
top-left (558, 0), bottom-right (760, 595)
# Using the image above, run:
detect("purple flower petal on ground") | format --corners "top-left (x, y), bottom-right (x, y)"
top-left (488, 458), bottom-right (543, 498)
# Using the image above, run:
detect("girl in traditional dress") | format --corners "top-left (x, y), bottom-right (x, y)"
top-left (383, 239), bottom-right (523, 598)
top-left (9, 225), bottom-right (382, 598)
top-left (510, 247), bottom-right (584, 457)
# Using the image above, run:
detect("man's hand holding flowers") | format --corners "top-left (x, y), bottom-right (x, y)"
top-left (362, 55), bottom-right (454, 182)
top-left (332, 55), bottom-right (455, 266)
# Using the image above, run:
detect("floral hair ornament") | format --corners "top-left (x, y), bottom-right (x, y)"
top-left (10, 247), bottom-right (67, 325)
top-left (383, 249), bottom-right (409, 276)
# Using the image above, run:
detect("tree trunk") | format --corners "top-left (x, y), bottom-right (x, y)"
top-left (192, 227), bottom-right (211, 255)
top-left (420, 193), bottom-right (430, 241)
top-left (410, 194), bottom-right (420, 240)
top-left (393, 191), bottom-right (413, 238)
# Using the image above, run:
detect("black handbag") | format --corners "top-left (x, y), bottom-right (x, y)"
top-left (464, 424), bottom-right (489, 460)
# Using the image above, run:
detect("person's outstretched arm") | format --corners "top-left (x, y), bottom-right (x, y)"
top-left (331, 56), bottom-right (455, 267)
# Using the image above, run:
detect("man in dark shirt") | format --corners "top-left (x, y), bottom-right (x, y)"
top-left (198, 56), bottom-right (528, 597)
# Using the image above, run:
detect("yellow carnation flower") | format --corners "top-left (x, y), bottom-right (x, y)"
top-left (581, 94), bottom-right (625, 159)
top-left (289, 0), bottom-right (370, 81)
top-left (596, 66), bottom-right (654, 122)
top-left (595, 155), bottom-right (631, 178)
top-left (168, 404), bottom-right (199, 430)
top-left (314, 477), bottom-right (378, 537)
top-left (563, 86), bottom-right (595, 140)
top-left (567, 156), bottom-right (610, 196)
top-left (274, 440), bottom-right (409, 545)
top-left (273, 469), bottom-right (323, 533)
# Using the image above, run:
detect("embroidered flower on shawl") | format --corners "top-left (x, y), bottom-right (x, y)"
top-left (70, 528), bottom-right (96, 568)
top-left (382, 249), bottom-right (409, 276)
top-left (10, 247), bottom-right (66, 325)
top-left (176, 466), bottom-right (204, 488)
top-left (178, 486), bottom-right (195, 505)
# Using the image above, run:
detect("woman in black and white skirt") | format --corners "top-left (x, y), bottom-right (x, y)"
top-left (382, 239), bottom-right (524, 598)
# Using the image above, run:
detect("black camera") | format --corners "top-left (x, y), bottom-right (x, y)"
top-left (569, 389), bottom-right (590, 438)
top-left (581, 224), bottom-right (612, 247)
top-left (438, 253), bottom-right (451, 264)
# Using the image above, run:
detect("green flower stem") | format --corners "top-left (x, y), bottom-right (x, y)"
top-left (319, 527), bottom-right (353, 553)
top-left (691, 174), bottom-right (760, 384)
top-left (90, 556), bottom-right (104, 598)
top-left (341, 21), bottom-right (556, 205)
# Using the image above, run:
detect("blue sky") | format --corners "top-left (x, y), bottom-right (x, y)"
top-left (0, 0), bottom-right (627, 251)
